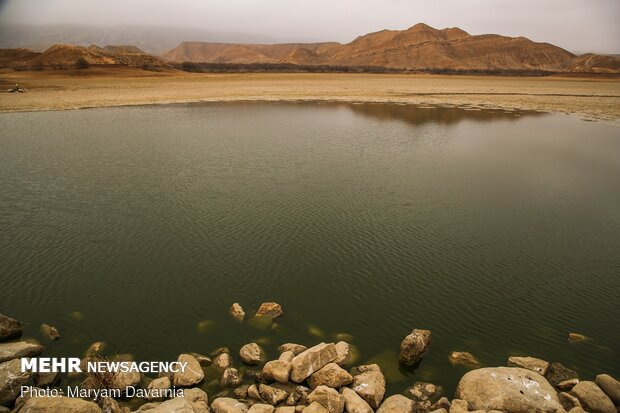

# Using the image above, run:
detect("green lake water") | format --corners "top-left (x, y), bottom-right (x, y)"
top-left (0, 102), bottom-right (618, 396)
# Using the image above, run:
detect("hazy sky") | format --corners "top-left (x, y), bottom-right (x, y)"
top-left (1, 0), bottom-right (618, 53)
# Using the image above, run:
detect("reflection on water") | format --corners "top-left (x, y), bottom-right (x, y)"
top-left (0, 102), bottom-right (618, 397)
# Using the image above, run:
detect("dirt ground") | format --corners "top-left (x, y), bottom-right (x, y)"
top-left (1, 68), bottom-right (619, 121)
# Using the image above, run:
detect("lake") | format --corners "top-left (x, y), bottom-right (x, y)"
top-left (0, 102), bottom-right (618, 396)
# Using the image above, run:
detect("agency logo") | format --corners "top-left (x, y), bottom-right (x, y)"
top-left (21, 357), bottom-right (188, 373)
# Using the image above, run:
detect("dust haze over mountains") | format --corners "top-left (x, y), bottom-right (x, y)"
top-left (0, 0), bottom-right (619, 54)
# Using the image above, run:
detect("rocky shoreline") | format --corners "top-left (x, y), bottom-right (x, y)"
top-left (1, 304), bottom-right (618, 413)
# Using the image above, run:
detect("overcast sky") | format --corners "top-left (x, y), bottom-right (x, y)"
top-left (1, 0), bottom-right (618, 53)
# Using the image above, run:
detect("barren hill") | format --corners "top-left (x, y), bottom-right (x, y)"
top-left (161, 23), bottom-right (620, 74)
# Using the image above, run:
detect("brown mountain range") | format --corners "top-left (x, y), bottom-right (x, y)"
top-left (162, 23), bottom-right (619, 73)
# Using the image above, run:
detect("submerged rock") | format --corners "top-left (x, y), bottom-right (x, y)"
top-left (507, 356), bottom-right (549, 375)
top-left (408, 381), bottom-right (438, 402)
top-left (308, 363), bottom-right (352, 389)
top-left (307, 385), bottom-right (345, 413)
top-left (0, 314), bottom-right (24, 342)
top-left (0, 341), bottom-right (43, 363)
top-left (569, 381), bottom-right (616, 413)
top-left (568, 333), bottom-right (587, 342)
top-left (173, 354), bottom-right (204, 387)
top-left (376, 395), bottom-right (414, 413)
top-left (340, 387), bottom-right (373, 413)
top-left (290, 343), bottom-right (338, 383)
top-left (351, 364), bottom-right (386, 409)
top-left (240, 343), bottom-right (265, 365)
top-left (399, 329), bottom-right (432, 366)
top-left (40, 324), bottom-right (60, 341)
top-left (448, 352), bottom-right (480, 368)
top-left (546, 362), bottom-right (579, 387)
top-left (230, 303), bottom-right (246, 321)
top-left (256, 302), bottom-right (284, 318)
top-left (595, 374), bottom-right (620, 404)
top-left (0, 359), bottom-right (31, 406)
top-left (213, 353), bottom-right (234, 371)
top-left (455, 367), bottom-right (561, 413)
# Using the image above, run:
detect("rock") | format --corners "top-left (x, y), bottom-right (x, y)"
top-left (448, 352), bottom-right (480, 368)
top-left (214, 353), bottom-right (234, 371)
top-left (279, 343), bottom-right (307, 356)
top-left (559, 392), bottom-right (582, 410)
top-left (146, 376), bottom-right (171, 401)
top-left (568, 333), bottom-right (587, 342)
top-left (86, 341), bottom-right (106, 355)
top-left (431, 397), bottom-right (451, 411)
top-left (263, 360), bottom-right (291, 384)
top-left (275, 407), bottom-right (295, 413)
top-left (307, 386), bottom-right (345, 413)
top-left (507, 356), bottom-right (549, 375)
top-left (568, 408), bottom-right (588, 413)
top-left (557, 379), bottom-right (580, 391)
top-left (18, 396), bottom-right (101, 412)
top-left (111, 369), bottom-right (141, 392)
top-left (240, 343), bottom-right (265, 365)
top-left (189, 352), bottom-right (213, 366)
top-left (231, 303), bottom-right (246, 321)
top-left (595, 374), bottom-right (620, 404)
top-left (33, 371), bottom-right (59, 387)
top-left (455, 367), bottom-right (562, 412)
top-left (398, 329), bottom-right (432, 366)
top-left (256, 302), bottom-right (284, 318)
top-left (408, 381), bottom-right (438, 401)
top-left (0, 359), bottom-right (31, 406)
top-left (351, 364), bottom-right (386, 409)
top-left (0, 341), bottom-right (43, 363)
top-left (546, 362), bottom-right (579, 387)
top-left (0, 314), bottom-right (23, 342)
top-left (295, 407), bottom-right (306, 413)
top-left (248, 404), bottom-right (275, 413)
top-left (248, 385), bottom-right (263, 401)
top-left (334, 342), bottom-right (351, 366)
top-left (259, 384), bottom-right (288, 405)
top-left (286, 392), bottom-right (302, 406)
top-left (569, 381), bottom-right (616, 413)
top-left (279, 351), bottom-right (295, 363)
top-left (40, 324), bottom-right (60, 341)
top-left (302, 402), bottom-right (329, 413)
top-left (143, 398), bottom-right (194, 413)
top-left (308, 363), bottom-right (352, 389)
top-left (234, 385), bottom-right (249, 399)
top-left (290, 343), bottom-right (338, 383)
top-left (173, 354), bottom-right (204, 387)
top-left (430, 410), bottom-right (447, 413)
top-left (101, 397), bottom-right (122, 413)
top-left (376, 395), bottom-right (414, 413)
top-left (449, 399), bottom-right (468, 413)
top-left (212, 398), bottom-right (249, 413)
top-left (221, 368), bottom-right (242, 388)
top-left (340, 388), bottom-right (373, 413)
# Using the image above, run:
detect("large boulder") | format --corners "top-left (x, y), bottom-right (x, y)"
top-left (351, 364), bottom-right (386, 409)
top-left (308, 363), bottom-right (353, 389)
top-left (0, 359), bottom-right (31, 406)
top-left (340, 387), bottom-right (373, 413)
top-left (569, 381), bottom-right (616, 413)
top-left (212, 398), bottom-right (249, 413)
top-left (455, 367), bottom-right (562, 412)
top-left (0, 341), bottom-right (43, 363)
top-left (0, 315), bottom-right (24, 342)
top-left (507, 356), bottom-right (549, 376)
top-left (173, 354), bottom-right (204, 386)
top-left (240, 343), bottom-right (265, 365)
top-left (290, 343), bottom-right (338, 383)
top-left (595, 374), bottom-right (620, 404)
top-left (376, 395), bottom-right (414, 413)
top-left (399, 329), bottom-right (431, 366)
top-left (18, 396), bottom-right (101, 412)
top-left (307, 385), bottom-right (345, 413)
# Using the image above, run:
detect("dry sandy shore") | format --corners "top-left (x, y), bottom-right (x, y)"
top-left (1, 69), bottom-right (619, 121)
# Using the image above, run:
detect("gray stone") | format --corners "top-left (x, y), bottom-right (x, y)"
top-left (569, 381), bottom-right (616, 413)
top-left (0, 341), bottom-right (43, 363)
top-left (455, 367), bottom-right (562, 412)
top-left (376, 395), bottom-right (414, 413)
top-left (507, 356), bottom-right (549, 375)
top-left (351, 364), bottom-right (386, 409)
top-left (240, 343), bottom-right (265, 365)
top-left (279, 344), bottom-right (307, 356)
top-left (340, 387), bottom-right (373, 413)
top-left (0, 358), bottom-right (31, 406)
top-left (399, 329), bottom-right (432, 366)
top-left (18, 396), bottom-right (102, 412)
top-left (290, 343), bottom-right (338, 383)
top-left (308, 363), bottom-right (352, 389)
top-left (595, 374), bottom-right (620, 404)
top-left (307, 386), bottom-right (345, 413)
top-left (212, 398), bottom-right (249, 413)
top-left (173, 354), bottom-right (204, 387)
top-left (0, 314), bottom-right (23, 342)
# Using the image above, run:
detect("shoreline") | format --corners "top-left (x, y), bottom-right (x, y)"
top-left (1, 70), bottom-right (619, 121)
